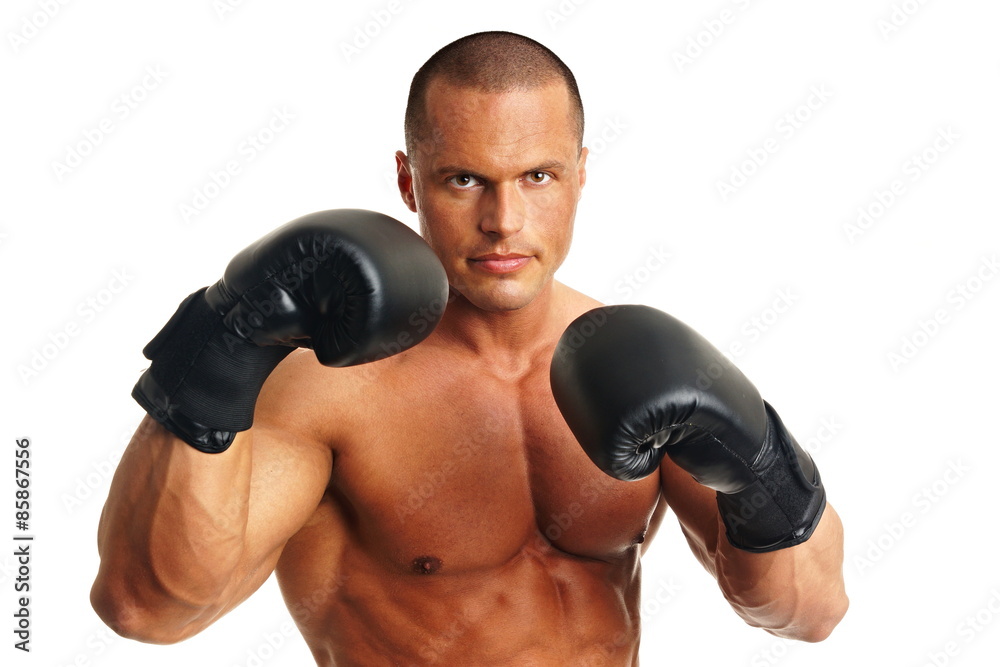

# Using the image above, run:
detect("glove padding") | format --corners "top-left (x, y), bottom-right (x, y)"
top-left (133, 209), bottom-right (449, 453)
top-left (550, 305), bottom-right (825, 552)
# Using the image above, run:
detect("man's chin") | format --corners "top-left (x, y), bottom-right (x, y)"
top-left (463, 293), bottom-right (532, 313)
top-left (452, 281), bottom-right (541, 313)
top-left (445, 262), bottom-right (559, 312)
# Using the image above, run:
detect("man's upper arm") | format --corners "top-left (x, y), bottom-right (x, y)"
top-left (206, 352), bottom-right (334, 618)
top-left (658, 449), bottom-right (848, 641)
top-left (658, 454), bottom-right (724, 574)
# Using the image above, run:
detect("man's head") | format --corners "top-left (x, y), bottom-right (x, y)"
top-left (404, 32), bottom-right (584, 158)
top-left (396, 31), bottom-right (588, 313)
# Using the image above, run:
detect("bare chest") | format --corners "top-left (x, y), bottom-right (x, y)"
top-left (327, 358), bottom-right (664, 575)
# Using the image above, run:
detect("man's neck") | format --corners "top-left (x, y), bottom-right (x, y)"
top-left (434, 282), bottom-right (564, 378)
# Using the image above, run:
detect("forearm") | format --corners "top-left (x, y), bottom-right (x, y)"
top-left (92, 416), bottom-right (252, 640)
top-left (91, 210), bottom-right (445, 642)
top-left (551, 306), bottom-right (848, 640)
top-left (711, 502), bottom-right (848, 642)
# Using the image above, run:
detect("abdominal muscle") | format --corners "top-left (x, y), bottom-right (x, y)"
top-left (275, 500), bottom-right (645, 667)
top-left (267, 315), bottom-right (663, 665)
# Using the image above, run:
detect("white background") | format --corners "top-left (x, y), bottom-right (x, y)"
top-left (3, 0), bottom-right (999, 665)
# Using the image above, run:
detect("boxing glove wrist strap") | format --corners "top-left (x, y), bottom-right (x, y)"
top-left (131, 287), bottom-right (292, 453)
top-left (715, 402), bottom-right (826, 553)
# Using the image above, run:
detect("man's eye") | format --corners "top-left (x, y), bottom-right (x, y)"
top-left (448, 174), bottom-right (480, 188)
top-left (527, 172), bottom-right (552, 184)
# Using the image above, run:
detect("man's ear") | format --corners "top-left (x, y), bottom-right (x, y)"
top-left (577, 146), bottom-right (589, 196)
top-left (395, 150), bottom-right (417, 212)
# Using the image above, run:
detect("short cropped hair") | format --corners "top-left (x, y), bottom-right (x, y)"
top-left (404, 31), bottom-right (584, 157)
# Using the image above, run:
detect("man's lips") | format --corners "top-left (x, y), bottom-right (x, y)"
top-left (469, 253), bottom-right (532, 274)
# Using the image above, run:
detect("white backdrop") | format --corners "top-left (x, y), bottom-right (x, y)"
top-left (3, 1), bottom-right (999, 665)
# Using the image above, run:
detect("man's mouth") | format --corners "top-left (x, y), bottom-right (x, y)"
top-left (469, 253), bottom-right (532, 274)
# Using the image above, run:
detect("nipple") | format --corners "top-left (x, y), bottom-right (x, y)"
top-left (411, 555), bottom-right (443, 575)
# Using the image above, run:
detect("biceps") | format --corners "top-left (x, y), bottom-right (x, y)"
top-left (247, 424), bottom-right (332, 553)
top-left (220, 426), bottom-right (332, 606)
top-left (659, 456), bottom-right (723, 565)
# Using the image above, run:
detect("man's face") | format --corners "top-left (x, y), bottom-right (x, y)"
top-left (397, 79), bottom-right (587, 313)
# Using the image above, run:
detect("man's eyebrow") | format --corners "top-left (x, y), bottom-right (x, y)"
top-left (434, 165), bottom-right (480, 177)
top-left (433, 161), bottom-right (568, 177)
top-left (527, 160), bottom-right (567, 173)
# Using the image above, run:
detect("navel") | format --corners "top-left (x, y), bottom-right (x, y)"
top-left (411, 555), bottom-right (443, 575)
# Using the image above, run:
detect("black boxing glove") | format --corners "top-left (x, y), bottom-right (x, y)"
top-left (132, 209), bottom-right (448, 453)
top-left (550, 305), bottom-right (825, 553)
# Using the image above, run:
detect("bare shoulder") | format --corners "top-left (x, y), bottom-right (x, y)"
top-left (254, 346), bottom-right (414, 451)
top-left (552, 280), bottom-right (605, 324)
top-left (254, 348), bottom-right (365, 449)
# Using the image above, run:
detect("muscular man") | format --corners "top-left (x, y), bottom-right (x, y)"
top-left (92, 32), bottom-right (847, 665)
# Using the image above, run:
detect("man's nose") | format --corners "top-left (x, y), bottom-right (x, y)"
top-left (479, 182), bottom-right (525, 237)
